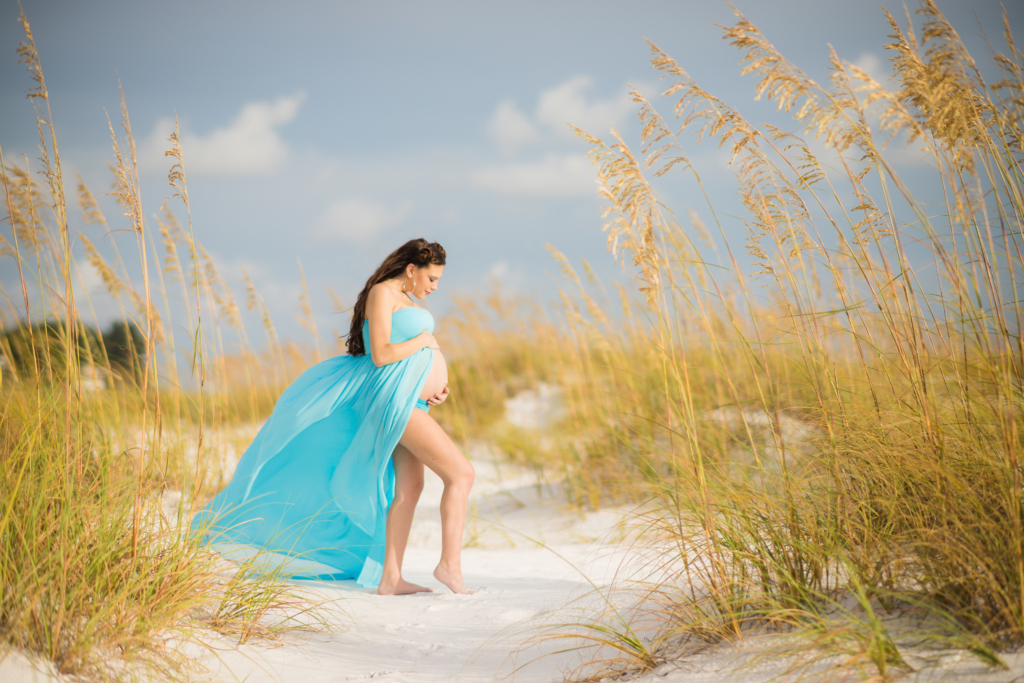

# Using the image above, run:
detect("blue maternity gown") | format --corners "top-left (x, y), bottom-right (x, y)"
top-left (190, 306), bottom-right (436, 588)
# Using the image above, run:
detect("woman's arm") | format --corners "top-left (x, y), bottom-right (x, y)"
top-left (366, 284), bottom-right (438, 367)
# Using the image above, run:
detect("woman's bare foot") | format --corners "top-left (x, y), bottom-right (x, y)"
top-left (377, 578), bottom-right (433, 595)
top-left (433, 563), bottom-right (474, 594)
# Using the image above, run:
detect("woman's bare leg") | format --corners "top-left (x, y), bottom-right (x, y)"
top-left (399, 409), bottom-right (475, 594)
top-left (378, 444), bottom-right (432, 595)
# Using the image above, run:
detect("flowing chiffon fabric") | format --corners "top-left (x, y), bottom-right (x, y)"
top-left (190, 307), bottom-right (435, 587)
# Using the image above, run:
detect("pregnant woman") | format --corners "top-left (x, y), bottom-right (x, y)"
top-left (191, 239), bottom-right (474, 595)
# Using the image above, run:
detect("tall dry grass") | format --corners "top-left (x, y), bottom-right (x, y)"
top-left (0, 11), bottom-right (331, 680)
top-left (433, 286), bottom-right (566, 452)
top-left (505, 1), bottom-right (1024, 678)
top-left (4, 1), bottom-right (1021, 680)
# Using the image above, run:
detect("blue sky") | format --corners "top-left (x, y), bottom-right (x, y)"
top-left (1, 0), bottom-right (1020, 346)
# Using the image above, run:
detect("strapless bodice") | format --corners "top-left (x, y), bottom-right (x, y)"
top-left (363, 306), bottom-right (434, 344)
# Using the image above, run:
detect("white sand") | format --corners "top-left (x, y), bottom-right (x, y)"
top-left (4, 447), bottom-right (1023, 683)
top-left (177, 445), bottom-right (1024, 683)
top-left (3, 401), bottom-right (1023, 682)
top-left (0, 648), bottom-right (62, 683)
top-left (189, 444), bottom-right (643, 683)
top-left (636, 644), bottom-right (1024, 683)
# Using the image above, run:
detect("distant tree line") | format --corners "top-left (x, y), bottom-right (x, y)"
top-left (0, 320), bottom-right (145, 384)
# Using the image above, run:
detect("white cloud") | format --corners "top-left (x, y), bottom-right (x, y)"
top-left (485, 76), bottom-right (634, 152)
top-left (313, 199), bottom-right (411, 242)
top-left (487, 100), bottom-right (541, 154)
top-left (145, 93), bottom-right (304, 175)
top-left (487, 261), bottom-right (509, 279)
top-left (483, 260), bottom-right (529, 293)
top-left (472, 153), bottom-right (596, 197)
top-left (75, 258), bottom-right (105, 293)
top-left (853, 53), bottom-right (890, 85)
top-left (72, 258), bottom-right (125, 325)
top-left (535, 76), bottom-right (633, 138)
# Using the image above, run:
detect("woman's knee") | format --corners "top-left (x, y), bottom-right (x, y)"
top-left (451, 458), bottom-right (474, 489)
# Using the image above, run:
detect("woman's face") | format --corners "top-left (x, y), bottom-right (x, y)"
top-left (405, 263), bottom-right (444, 299)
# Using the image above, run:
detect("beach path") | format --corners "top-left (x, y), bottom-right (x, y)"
top-left (196, 445), bottom-right (638, 683)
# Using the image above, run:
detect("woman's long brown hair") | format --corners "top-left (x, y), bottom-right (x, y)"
top-left (346, 238), bottom-right (447, 356)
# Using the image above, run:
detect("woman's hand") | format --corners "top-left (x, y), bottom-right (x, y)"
top-left (420, 332), bottom-right (440, 350)
top-left (426, 385), bottom-right (450, 407)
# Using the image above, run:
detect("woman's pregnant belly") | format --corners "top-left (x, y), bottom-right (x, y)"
top-left (418, 348), bottom-right (448, 401)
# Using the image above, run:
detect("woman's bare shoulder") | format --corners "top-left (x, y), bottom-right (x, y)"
top-left (366, 282), bottom-right (397, 311)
